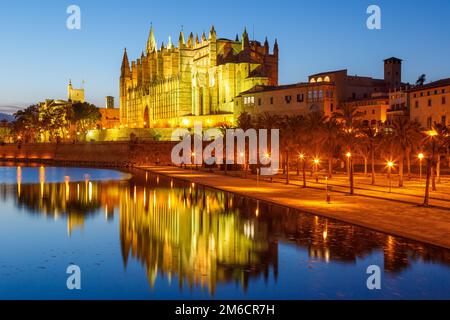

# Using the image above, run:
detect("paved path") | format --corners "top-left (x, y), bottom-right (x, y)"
top-left (139, 165), bottom-right (450, 250)
top-left (249, 173), bottom-right (450, 210)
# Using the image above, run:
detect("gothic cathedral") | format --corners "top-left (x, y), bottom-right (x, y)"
top-left (120, 25), bottom-right (279, 128)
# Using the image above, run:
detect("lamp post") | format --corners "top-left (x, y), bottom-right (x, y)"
top-left (299, 154), bottom-right (306, 188)
top-left (387, 161), bottom-right (394, 193)
top-left (313, 158), bottom-right (320, 183)
top-left (418, 153), bottom-right (424, 181)
top-left (424, 130), bottom-right (437, 206)
top-left (346, 152), bottom-right (354, 195)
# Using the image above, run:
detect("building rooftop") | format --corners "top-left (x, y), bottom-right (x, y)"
top-left (309, 69), bottom-right (347, 78)
top-left (238, 81), bottom-right (334, 96)
top-left (409, 78), bottom-right (450, 92)
top-left (384, 57), bottom-right (403, 62)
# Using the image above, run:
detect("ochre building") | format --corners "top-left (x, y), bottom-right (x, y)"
top-left (120, 26), bottom-right (279, 128)
top-left (409, 78), bottom-right (450, 129)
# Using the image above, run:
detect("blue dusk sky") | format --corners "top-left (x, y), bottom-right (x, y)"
top-left (0, 0), bottom-right (449, 113)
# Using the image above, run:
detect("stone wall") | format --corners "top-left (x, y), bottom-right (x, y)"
top-left (0, 141), bottom-right (178, 166)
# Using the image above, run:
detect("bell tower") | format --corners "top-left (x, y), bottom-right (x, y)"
top-left (384, 57), bottom-right (402, 90)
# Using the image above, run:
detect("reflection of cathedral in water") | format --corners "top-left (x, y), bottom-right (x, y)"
top-left (119, 178), bottom-right (278, 294)
top-left (2, 166), bottom-right (450, 294)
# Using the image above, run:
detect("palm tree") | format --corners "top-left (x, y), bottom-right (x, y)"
top-left (304, 111), bottom-right (328, 160)
top-left (281, 115), bottom-right (304, 184)
top-left (236, 112), bottom-right (254, 175)
top-left (430, 124), bottom-right (449, 189)
top-left (237, 112), bottom-right (253, 131)
top-left (218, 123), bottom-right (235, 175)
top-left (416, 74), bottom-right (426, 86)
top-left (422, 123), bottom-right (449, 206)
top-left (389, 117), bottom-right (422, 187)
top-left (333, 104), bottom-right (364, 194)
top-left (333, 104), bottom-right (364, 129)
top-left (359, 124), bottom-right (381, 184)
top-left (321, 118), bottom-right (341, 178)
top-left (257, 112), bottom-right (281, 177)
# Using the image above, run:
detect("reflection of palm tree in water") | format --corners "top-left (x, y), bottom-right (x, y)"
top-left (6, 181), bottom-right (104, 235)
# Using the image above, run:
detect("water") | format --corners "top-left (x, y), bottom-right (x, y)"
top-left (0, 165), bottom-right (449, 300)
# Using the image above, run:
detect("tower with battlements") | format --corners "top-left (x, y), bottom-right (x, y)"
top-left (67, 80), bottom-right (85, 103)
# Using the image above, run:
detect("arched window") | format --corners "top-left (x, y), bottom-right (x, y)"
top-left (317, 77), bottom-right (323, 83)
top-left (310, 78), bottom-right (316, 83)
top-left (324, 76), bottom-right (331, 82)
top-left (144, 107), bottom-right (150, 128)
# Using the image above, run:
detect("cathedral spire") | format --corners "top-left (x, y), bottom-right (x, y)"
top-left (168, 36), bottom-right (173, 49)
top-left (209, 25), bottom-right (216, 41)
top-left (187, 32), bottom-right (194, 48)
top-left (273, 38), bottom-right (279, 56)
top-left (121, 48), bottom-right (130, 77)
top-left (195, 34), bottom-right (200, 45)
top-left (147, 25), bottom-right (157, 53)
top-left (201, 32), bottom-right (207, 43)
top-left (179, 30), bottom-right (185, 47)
top-left (242, 27), bottom-right (250, 50)
top-left (264, 37), bottom-right (269, 54)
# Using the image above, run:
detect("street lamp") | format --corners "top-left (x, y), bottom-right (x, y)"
top-left (313, 158), bottom-right (320, 183)
top-left (346, 152), bottom-right (352, 176)
top-left (424, 130), bottom-right (438, 206)
top-left (299, 154), bottom-right (306, 188)
top-left (387, 161), bottom-right (395, 193)
top-left (418, 153), bottom-right (425, 181)
top-left (346, 152), bottom-right (354, 195)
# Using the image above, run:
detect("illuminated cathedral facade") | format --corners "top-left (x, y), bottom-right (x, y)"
top-left (120, 25), bottom-right (279, 128)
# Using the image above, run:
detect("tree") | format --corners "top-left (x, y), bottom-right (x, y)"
top-left (71, 102), bottom-right (101, 140)
top-left (12, 105), bottom-right (40, 143)
top-left (280, 115), bottom-right (304, 184)
top-left (321, 118), bottom-right (341, 178)
top-left (359, 124), bottom-right (381, 184)
top-left (416, 74), bottom-right (426, 86)
top-left (389, 117), bottom-right (422, 187)
top-left (333, 104), bottom-right (364, 194)
top-left (304, 111), bottom-right (328, 161)
top-left (257, 113), bottom-right (281, 177)
top-left (422, 124), bottom-right (449, 206)
top-left (430, 124), bottom-right (449, 190)
top-left (236, 112), bottom-right (254, 175)
top-left (236, 112), bottom-right (253, 131)
top-left (0, 119), bottom-right (11, 143)
top-left (218, 123), bottom-right (235, 175)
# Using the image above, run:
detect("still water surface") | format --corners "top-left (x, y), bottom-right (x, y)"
top-left (0, 165), bottom-right (449, 300)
